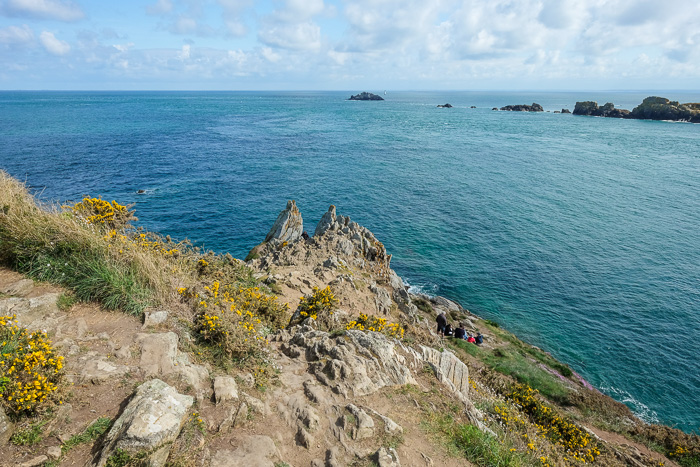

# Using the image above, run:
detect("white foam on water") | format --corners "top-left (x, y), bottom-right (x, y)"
top-left (600, 385), bottom-right (661, 425)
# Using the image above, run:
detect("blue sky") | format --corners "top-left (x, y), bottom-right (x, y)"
top-left (1, 0), bottom-right (699, 90)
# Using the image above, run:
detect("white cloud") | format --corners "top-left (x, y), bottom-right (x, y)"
top-left (0, 23), bottom-right (34, 46)
top-left (147, 0), bottom-right (173, 15)
top-left (259, 21), bottom-right (321, 50)
top-left (39, 30), bottom-right (69, 55)
top-left (1, 0), bottom-right (84, 22)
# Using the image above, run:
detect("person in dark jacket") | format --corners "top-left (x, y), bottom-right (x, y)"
top-left (454, 324), bottom-right (466, 340)
top-left (436, 312), bottom-right (447, 335)
top-left (444, 323), bottom-right (454, 336)
top-left (475, 333), bottom-right (483, 345)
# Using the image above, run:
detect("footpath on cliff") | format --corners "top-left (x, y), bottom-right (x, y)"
top-left (1, 171), bottom-right (697, 467)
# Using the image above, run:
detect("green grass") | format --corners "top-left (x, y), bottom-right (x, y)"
top-left (485, 348), bottom-right (569, 403)
top-left (412, 297), bottom-right (433, 314)
top-left (424, 412), bottom-right (530, 466)
top-left (10, 419), bottom-right (48, 446)
top-left (56, 291), bottom-right (78, 311)
top-left (449, 338), bottom-right (484, 358)
top-left (62, 416), bottom-right (112, 453)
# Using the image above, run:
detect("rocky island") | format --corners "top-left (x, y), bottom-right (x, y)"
top-left (574, 96), bottom-right (700, 123)
top-left (1, 171), bottom-right (698, 467)
top-left (499, 103), bottom-right (544, 112)
top-left (348, 92), bottom-right (384, 101)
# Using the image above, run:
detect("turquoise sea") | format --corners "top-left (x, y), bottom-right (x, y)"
top-left (1, 91), bottom-right (698, 433)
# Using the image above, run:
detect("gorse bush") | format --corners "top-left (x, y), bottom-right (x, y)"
top-left (0, 315), bottom-right (64, 417)
top-left (67, 196), bottom-right (136, 229)
top-left (289, 286), bottom-right (338, 328)
top-left (346, 313), bottom-right (404, 339)
top-left (506, 383), bottom-right (601, 463)
top-left (188, 281), bottom-right (289, 362)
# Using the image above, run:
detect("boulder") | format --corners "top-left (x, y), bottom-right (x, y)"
top-left (436, 103), bottom-right (453, 108)
top-left (561, 108), bottom-right (571, 114)
top-left (0, 405), bottom-right (13, 445)
top-left (79, 357), bottom-right (130, 384)
top-left (142, 310), bottom-right (168, 328)
top-left (264, 200), bottom-right (303, 245)
top-left (94, 379), bottom-right (194, 467)
top-left (349, 92), bottom-right (384, 101)
top-left (499, 103), bottom-right (544, 112)
top-left (214, 376), bottom-right (239, 405)
top-left (374, 447), bottom-right (401, 467)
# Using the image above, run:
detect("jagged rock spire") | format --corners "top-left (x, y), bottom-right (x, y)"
top-left (265, 200), bottom-right (303, 245)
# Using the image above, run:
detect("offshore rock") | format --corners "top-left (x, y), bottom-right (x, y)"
top-left (94, 379), bottom-right (193, 467)
top-left (436, 103), bottom-right (452, 108)
top-left (349, 92), bottom-right (384, 101)
top-left (265, 200), bottom-right (303, 245)
top-left (500, 103), bottom-right (543, 112)
top-left (630, 96), bottom-right (700, 122)
top-left (573, 101), bottom-right (631, 118)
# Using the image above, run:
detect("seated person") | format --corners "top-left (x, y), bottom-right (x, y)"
top-left (475, 333), bottom-right (483, 345)
top-left (444, 323), bottom-right (454, 336)
top-left (454, 324), bottom-right (466, 340)
top-left (467, 334), bottom-right (476, 344)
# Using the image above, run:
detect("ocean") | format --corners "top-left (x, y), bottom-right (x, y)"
top-left (1, 90), bottom-right (698, 433)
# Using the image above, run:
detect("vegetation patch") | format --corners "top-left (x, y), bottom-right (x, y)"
top-left (62, 416), bottom-right (112, 453)
top-left (0, 314), bottom-right (64, 417)
top-left (346, 312), bottom-right (404, 339)
top-left (189, 281), bottom-right (289, 364)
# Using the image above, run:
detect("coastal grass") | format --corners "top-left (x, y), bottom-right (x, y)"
top-left (484, 348), bottom-right (570, 403)
top-left (0, 171), bottom-right (171, 314)
top-left (423, 412), bottom-right (531, 466)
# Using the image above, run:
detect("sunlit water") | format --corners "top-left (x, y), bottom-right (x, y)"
top-left (1, 90), bottom-right (698, 433)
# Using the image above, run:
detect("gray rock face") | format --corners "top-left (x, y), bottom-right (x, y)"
top-left (283, 327), bottom-right (417, 397)
top-left (264, 200), bottom-right (303, 245)
top-left (142, 310), bottom-right (169, 328)
top-left (375, 447), bottom-right (401, 467)
top-left (314, 205), bottom-right (337, 237)
top-left (0, 278), bottom-right (33, 296)
top-left (210, 435), bottom-right (281, 467)
top-left (214, 376), bottom-right (239, 405)
top-left (94, 379), bottom-right (193, 467)
top-left (0, 405), bottom-right (13, 445)
top-left (79, 357), bottom-right (130, 384)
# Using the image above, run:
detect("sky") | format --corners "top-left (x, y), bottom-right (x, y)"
top-left (1, 0), bottom-right (699, 90)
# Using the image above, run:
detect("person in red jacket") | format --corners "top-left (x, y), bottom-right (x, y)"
top-left (467, 334), bottom-right (476, 344)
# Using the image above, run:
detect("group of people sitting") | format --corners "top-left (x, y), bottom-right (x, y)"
top-left (436, 312), bottom-right (483, 344)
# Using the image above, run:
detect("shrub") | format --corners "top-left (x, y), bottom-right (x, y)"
top-left (506, 383), bottom-right (601, 463)
top-left (289, 286), bottom-right (338, 328)
top-left (190, 282), bottom-right (289, 363)
top-left (0, 315), bottom-right (64, 417)
top-left (346, 313), bottom-right (404, 339)
top-left (66, 197), bottom-right (136, 229)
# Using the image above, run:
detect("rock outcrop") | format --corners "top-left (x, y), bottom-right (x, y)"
top-left (573, 96), bottom-right (700, 123)
top-left (264, 200), bottom-right (303, 245)
top-left (629, 96), bottom-right (700, 122)
top-left (349, 92), bottom-right (384, 101)
top-left (499, 103), bottom-right (544, 112)
top-left (436, 103), bottom-right (453, 108)
top-left (573, 101), bottom-right (631, 118)
top-left (94, 379), bottom-right (194, 467)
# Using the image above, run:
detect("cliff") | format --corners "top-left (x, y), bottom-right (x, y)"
top-left (1, 172), bottom-right (698, 467)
